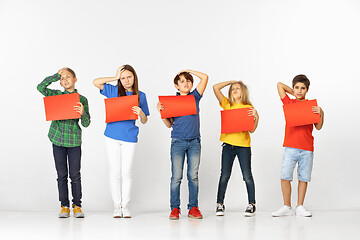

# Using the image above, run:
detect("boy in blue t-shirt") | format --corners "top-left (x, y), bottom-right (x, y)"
top-left (157, 70), bottom-right (208, 220)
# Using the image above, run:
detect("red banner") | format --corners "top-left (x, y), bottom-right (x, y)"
top-left (221, 108), bottom-right (254, 134)
top-left (105, 95), bottom-right (138, 123)
top-left (43, 93), bottom-right (81, 121)
top-left (283, 99), bottom-right (321, 127)
top-left (158, 95), bottom-right (197, 119)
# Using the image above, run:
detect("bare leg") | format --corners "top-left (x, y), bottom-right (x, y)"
top-left (297, 180), bottom-right (308, 206)
top-left (281, 179), bottom-right (291, 207)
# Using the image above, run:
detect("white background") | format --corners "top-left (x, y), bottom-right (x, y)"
top-left (0, 0), bottom-right (359, 212)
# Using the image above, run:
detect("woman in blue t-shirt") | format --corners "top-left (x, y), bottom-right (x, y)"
top-left (93, 65), bottom-right (150, 218)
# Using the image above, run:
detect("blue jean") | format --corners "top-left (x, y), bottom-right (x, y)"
top-left (52, 144), bottom-right (82, 207)
top-left (216, 143), bottom-right (256, 204)
top-left (280, 147), bottom-right (314, 182)
top-left (170, 138), bottom-right (201, 210)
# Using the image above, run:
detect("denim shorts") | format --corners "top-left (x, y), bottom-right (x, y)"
top-left (280, 147), bottom-right (314, 182)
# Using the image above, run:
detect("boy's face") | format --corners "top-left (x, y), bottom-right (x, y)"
top-left (60, 70), bottom-right (77, 91)
top-left (120, 70), bottom-right (135, 91)
top-left (293, 82), bottom-right (308, 100)
top-left (175, 75), bottom-right (193, 95)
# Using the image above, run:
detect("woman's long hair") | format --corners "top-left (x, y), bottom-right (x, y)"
top-left (228, 81), bottom-right (252, 107)
top-left (117, 64), bottom-right (140, 103)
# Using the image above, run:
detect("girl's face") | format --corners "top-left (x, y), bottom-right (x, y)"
top-left (120, 70), bottom-right (135, 91)
top-left (175, 75), bottom-right (193, 95)
top-left (231, 83), bottom-right (242, 101)
top-left (60, 70), bottom-right (77, 91)
top-left (293, 82), bottom-right (308, 100)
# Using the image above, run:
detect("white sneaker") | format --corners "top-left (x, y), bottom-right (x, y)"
top-left (122, 206), bottom-right (132, 218)
top-left (296, 205), bottom-right (312, 217)
top-left (272, 205), bottom-right (293, 217)
top-left (113, 207), bottom-right (122, 218)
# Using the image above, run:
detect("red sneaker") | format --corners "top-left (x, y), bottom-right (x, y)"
top-left (188, 207), bottom-right (203, 219)
top-left (169, 208), bottom-right (181, 220)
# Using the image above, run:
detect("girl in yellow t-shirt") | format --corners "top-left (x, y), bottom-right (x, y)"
top-left (213, 81), bottom-right (259, 217)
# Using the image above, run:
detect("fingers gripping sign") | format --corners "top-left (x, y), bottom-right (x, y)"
top-left (74, 102), bottom-right (84, 115)
top-left (157, 102), bottom-right (164, 113)
top-left (132, 106), bottom-right (143, 116)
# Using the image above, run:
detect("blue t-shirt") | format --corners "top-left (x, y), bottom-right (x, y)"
top-left (100, 83), bottom-right (150, 143)
top-left (171, 89), bottom-right (202, 139)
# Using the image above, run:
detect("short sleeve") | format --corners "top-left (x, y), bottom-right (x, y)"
top-left (100, 83), bottom-right (117, 98)
top-left (192, 88), bottom-right (202, 101)
top-left (220, 97), bottom-right (230, 110)
top-left (281, 94), bottom-right (291, 105)
top-left (139, 92), bottom-right (150, 116)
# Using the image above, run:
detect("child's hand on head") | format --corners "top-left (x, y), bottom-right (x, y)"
top-left (177, 70), bottom-right (189, 75)
top-left (157, 102), bottom-right (164, 112)
top-left (115, 65), bottom-right (125, 79)
top-left (74, 102), bottom-right (84, 115)
top-left (58, 68), bottom-right (67, 76)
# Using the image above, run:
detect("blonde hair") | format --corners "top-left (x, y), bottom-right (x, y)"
top-left (228, 81), bottom-right (252, 106)
top-left (63, 67), bottom-right (76, 78)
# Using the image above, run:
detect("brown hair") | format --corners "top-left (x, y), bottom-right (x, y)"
top-left (292, 74), bottom-right (310, 89)
top-left (174, 72), bottom-right (194, 85)
top-left (117, 64), bottom-right (140, 103)
top-left (63, 67), bottom-right (76, 78)
top-left (228, 81), bottom-right (252, 107)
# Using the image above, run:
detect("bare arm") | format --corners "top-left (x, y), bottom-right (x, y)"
top-left (213, 81), bottom-right (236, 103)
top-left (93, 66), bottom-right (124, 90)
top-left (132, 106), bottom-right (148, 124)
top-left (180, 70), bottom-right (208, 96)
top-left (313, 106), bottom-right (324, 130)
top-left (157, 102), bottom-right (174, 128)
top-left (162, 118), bottom-right (174, 128)
top-left (248, 108), bottom-right (259, 133)
top-left (277, 82), bottom-right (294, 99)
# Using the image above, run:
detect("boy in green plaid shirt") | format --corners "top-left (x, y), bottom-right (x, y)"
top-left (37, 67), bottom-right (90, 218)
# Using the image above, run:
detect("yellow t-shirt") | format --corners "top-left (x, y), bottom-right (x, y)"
top-left (220, 97), bottom-right (253, 147)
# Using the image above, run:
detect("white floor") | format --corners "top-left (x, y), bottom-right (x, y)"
top-left (0, 211), bottom-right (359, 240)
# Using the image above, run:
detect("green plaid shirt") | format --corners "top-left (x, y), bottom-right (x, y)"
top-left (37, 73), bottom-right (91, 147)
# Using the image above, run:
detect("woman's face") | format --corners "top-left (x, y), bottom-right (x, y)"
top-left (120, 70), bottom-right (135, 91)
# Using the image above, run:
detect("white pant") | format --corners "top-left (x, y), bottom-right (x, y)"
top-left (105, 136), bottom-right (136, 208)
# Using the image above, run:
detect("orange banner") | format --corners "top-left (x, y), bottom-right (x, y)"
top-left (221, 108), bottom-right (254, 134)
top-left (158, 95), bottom-right (197, 119)
top-left (43, 93), bottom-right (81, 121)
top-left (104, 95), bottom-right (138, 123)
top-left (283, 99), bottom-right (321, 127)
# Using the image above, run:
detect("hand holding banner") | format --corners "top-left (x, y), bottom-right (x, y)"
top-left (105, 95), bottom-right (138, 123)
top-left (158, 95), bottom-right (197, 119)
top-left (221, 108), bottom-right (254, 134)
top-left (283, 99), bottom-right (321, 127)
top-left (43, 93), bottom-right (81, 121)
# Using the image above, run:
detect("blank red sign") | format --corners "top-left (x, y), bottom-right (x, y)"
top-left (158, 95), bottom-right (197, 119)
top-left (221, 108), bottom-right (254, 134)
top-left (104, 95), bottom-right (138, 123)
top-left (43, 93), bottom-right (81, 121)
top-left (283, 99), bottom-right (321, 127)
